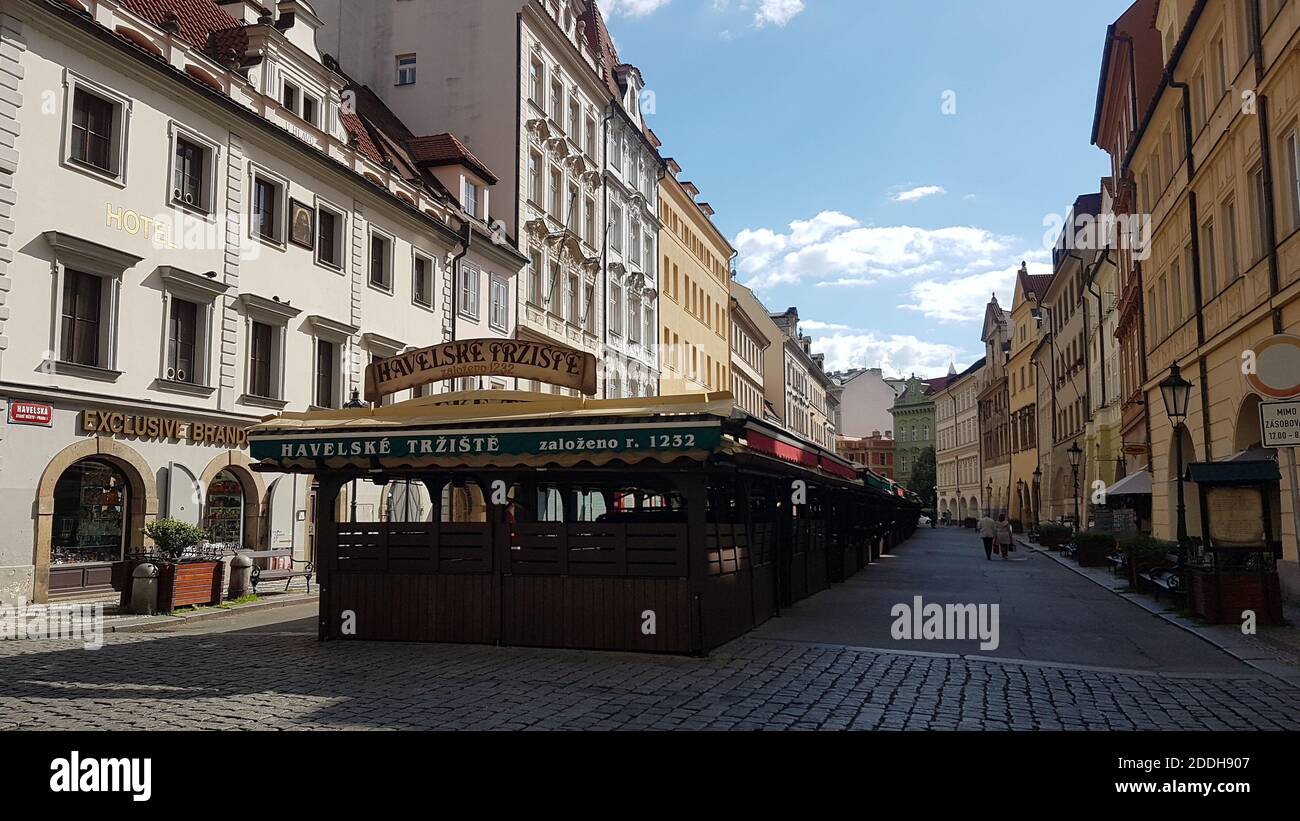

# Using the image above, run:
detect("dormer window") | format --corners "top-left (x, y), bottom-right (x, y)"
top-left (463, 179), bottom-right (479, 219)
top-left (397, 54), bottom-right (417, 86)
top-left (302, 94), bottom-right (319, 127)
top-left (282, 81), bottom-right (299, 113)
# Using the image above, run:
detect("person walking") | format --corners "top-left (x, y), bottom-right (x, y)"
top-left (993, 513), bottom-right (1013, 560)
top-left (977, 512), bottom-right (996, 560)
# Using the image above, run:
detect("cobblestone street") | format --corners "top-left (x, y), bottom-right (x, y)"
top-left (3, 528), bottom-right (1299, 730)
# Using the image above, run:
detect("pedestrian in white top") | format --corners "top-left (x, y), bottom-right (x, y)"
top-left (977, 513), bottom-right (996, 560)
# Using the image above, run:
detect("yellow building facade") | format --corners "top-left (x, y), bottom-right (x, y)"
top-left (1008, 266), bottom-right (1050, 526)
top-left (658, 164), bottom-right (733, 396)
top-left (1132, 0), bottom-right (1300, 597)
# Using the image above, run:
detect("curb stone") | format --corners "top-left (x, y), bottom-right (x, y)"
top-left (108, 591), bottom-right (318, 633)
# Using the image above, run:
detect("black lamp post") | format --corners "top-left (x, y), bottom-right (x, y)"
top-left (1016, 478), bottom-right (1025, 524)
top-left (986, 478), bottom-right (993, 517)
top-left (344, 387), bottom-right (366, 522)
top-left (1032, 466), bottom-right (1042, 529)
top-left (1159, 363), bottom-right (1194, 547)
top-left (1068, 440), bottom-right (1083, 529)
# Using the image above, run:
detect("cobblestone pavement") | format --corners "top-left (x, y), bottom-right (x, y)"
top-left (1, 617), bottom-right (1298, 730)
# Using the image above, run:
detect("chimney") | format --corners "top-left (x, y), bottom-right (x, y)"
top-left (215, 1), bottom-right (273, 26)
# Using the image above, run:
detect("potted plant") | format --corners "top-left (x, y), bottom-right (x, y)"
top-left (1072, 530), bottom-right (1116, 567)
top-left (112, 519), bottom-right (225, 613)
top-left (1036, 523), bottom-right (1072, 549)
top-left (1118, 534), bottom-right (1175, 587)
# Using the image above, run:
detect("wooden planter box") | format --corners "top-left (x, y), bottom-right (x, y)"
top-left (110, 559), bottom-right (225, 613)
top-left (1188, 569), bottom-right (1282, 625)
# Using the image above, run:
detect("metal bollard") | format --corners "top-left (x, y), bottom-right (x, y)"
top-left (129, 563), bottom-right (159, 615)
top-left (228, 553), bottom-right (253, 599)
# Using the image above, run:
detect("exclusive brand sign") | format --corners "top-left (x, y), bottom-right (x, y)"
top-left (80, 410), bottom-right (249, 448)
top-left (7, 401), bottom-right (53, 426)
top-left (363, 338), bottom-right (597, 402)
top-left (251, 424), bottom-right (721, 463)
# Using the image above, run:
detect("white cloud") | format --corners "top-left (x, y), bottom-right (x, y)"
top-left (804, 331), bottom-right (966, 378)
top-left (799, 320), bottom-right (855, 332)
top-left (892, 185), bottom-right (947, 203)
top-left (735, 212), bottom-right (1015, 290)
top-left (754, 0), bottom-right (805, 27)
top-left (898, 261), bottom-right (1051, 323)
top-left (598, 0), bottom-right (671, 18)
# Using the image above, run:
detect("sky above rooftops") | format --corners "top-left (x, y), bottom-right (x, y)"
top-left (598, 0), bottom-right (1133, 378)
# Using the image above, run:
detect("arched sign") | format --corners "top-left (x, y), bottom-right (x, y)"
top-left (1247, 334), bottom-right (1300, 399)
top-left (363, 338), bottom-right (598, 403)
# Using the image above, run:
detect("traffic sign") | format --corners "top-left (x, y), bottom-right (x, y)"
top-left (1260, 400), bottom-right (1300, 448)
top-left (1247, 334), bottom-right (1300, 399)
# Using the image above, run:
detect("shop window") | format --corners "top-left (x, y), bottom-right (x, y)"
top-left (51, 459), bottom-right (128, 566)
top-left (204, 469), bottom-right (244, 551)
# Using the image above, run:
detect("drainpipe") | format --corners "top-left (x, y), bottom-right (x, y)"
top-left (1085, 249), bottom-right (1113, 409)
top-left (449, 218), bottom-right (471, 345)
top-left (1246, 0), bottom-right (1283, 321)
top-left (600, 103), bottom-right (615, 398)
top-left (1065, 250), bottom-right (1092, 422)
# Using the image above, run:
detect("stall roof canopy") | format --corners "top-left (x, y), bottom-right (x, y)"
top-left (1104, 471), bottom-right (1151, 497)
top-left (1185, 450), bottom-right (1281, 485)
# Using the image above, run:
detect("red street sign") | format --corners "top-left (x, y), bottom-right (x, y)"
top-left (8, 401), bottom-right (53, 427)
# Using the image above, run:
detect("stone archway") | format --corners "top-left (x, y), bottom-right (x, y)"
top-left (199, 451), bottom-right (267, 551)
top-left (34, 437), bottom-right (159, 603)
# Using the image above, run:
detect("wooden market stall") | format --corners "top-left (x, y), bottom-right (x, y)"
top-left (246, 390), bottom-right (919, 654)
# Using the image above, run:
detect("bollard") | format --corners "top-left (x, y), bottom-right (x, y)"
top-left (129, 563), bottom-right (159, 615)
top-left (228, 553), bottom-right (253, 599)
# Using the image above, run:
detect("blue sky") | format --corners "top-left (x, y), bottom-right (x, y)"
top-left (599, 0), bottom-right (1135, 377)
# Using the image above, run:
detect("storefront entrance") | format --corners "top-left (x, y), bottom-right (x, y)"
top-left (204, 468), bottom-right (244, 550)
top-left (48, 458), bottom-right (129, 598)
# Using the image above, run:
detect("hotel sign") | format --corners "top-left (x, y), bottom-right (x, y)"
top-left (80, 410), bottom-right (249, 448)
top-left (364, 338), bottom-right (597, 403)
top-left (250, 424), bottom-right (721, 463)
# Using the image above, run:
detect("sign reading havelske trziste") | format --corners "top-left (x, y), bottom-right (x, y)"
top-left (363, 338), bottom-right (597, 403)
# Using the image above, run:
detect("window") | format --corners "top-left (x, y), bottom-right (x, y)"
top-left (567, 182), bottom-right (579, 227)
top-left (282, 81), bottom-right (299, 113)
top-left (167, 298), bottom-right (198, 384)
top-left (397, 54), bottom-right (417, 86)
top-left (413, 253), bottom-right (433, 307)
top-left (317, 205), bottom-right (343, 269)
top-left (248, 321), bottom-right (275, 399)
top-left (628, 297), bottom-right (640, 344)
top-left (528, 151), bottom-right (542, 204)
top-left (547, 261), bottom-right (560, 306)
top-left (463, 179), bottom-right (479, 218)
top-left (585, 197), bottom-right (596, 243)
top-left (551, 80), bottom-right (563, 122)
top-left (460, 263), bottom-right (481, 318)
top-left (70, 88), bottom-right (116, 173)
top-left (643, 305), bottom-right (654, 353)
top-left (60, 269), bottom-right (101, 366)
top-left (528, 250), bottom-right (543, 305)
top-left (529, 57), bottom-right (544, 105)
top-left (1201, 219), bottom-right (1218, 296)
top-left (629, 219), bottom-right (640, 263)
top-left (611, 205), bottom-right (623, 252)
top-left (173, 137), bottom-right (206, 209)
top-left (369, 231), bottom-right (393, 290)
top-left (583, 283), bottom-right (595, 333)
top-left (1223, 198), bottom-right (1240, 279)
top-left (302, 95), bottom-right (319, 127)
top-left (610, 280), bottom-right (623, 336)
top-left (566, 272), bottom-right (579, 323)
top-left (611, 133), bottom-right (622, 169)
top-left (548, 166), bottom-right (562, 218)
top-left (568, 100), bottom-right (580, 138)
top-left (252, 175), bottom-right (283, 243)
top-left (1252, 163), bottom-right (1269, 260)
top-left (1287, 131), bottom-right (1300, 231)
top-left (315, 338), bottom-right (337, 408)
top-left (489, 275), bottom-right (508, 331)
top-left (586, 116), bottom-right (597, 157)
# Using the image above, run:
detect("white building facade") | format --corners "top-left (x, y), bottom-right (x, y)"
top-left (0, 0), bottom-right (522, 603)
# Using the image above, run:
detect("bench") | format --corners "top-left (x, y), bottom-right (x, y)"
top-left (1138, 552), bottom-right (1183, 599)
top-left (239, 549), bottom-right (314, 594)
top-left (1107, 553), bottom-right (1127, 576)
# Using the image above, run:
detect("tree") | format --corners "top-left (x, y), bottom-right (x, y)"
top-left (910, 446), bottom-right (937, 511)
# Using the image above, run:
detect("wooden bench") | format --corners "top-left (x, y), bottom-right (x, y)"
top-left (1107, 553), bottom-right (1127, 576)
top-left (1138, 552), bottom-right (1183, 599)
top-left (240, 549), bottom-right (314, 594)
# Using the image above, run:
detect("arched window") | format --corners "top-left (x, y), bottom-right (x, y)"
top-left (204, 469), bottom-right (244, 549)
top-left (52, 459), bottom-right (129, 566)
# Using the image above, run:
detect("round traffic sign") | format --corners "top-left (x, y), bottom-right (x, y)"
top-left (1247, 334), bottom-right (1300, 399)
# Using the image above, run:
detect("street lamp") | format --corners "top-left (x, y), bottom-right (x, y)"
top-left (1159, 363), bottom-right (1194, 547)
top-left (1068, 440), bottom-right (1083, 529)
top-left (344, 387), bottom-right (365, 522)
top-left (1016, 478), bottom-right (1025, 523)
top-left (1032, 466), bottom-right (1042, 529)
top-left (986, 478), bottom-right (993, 517)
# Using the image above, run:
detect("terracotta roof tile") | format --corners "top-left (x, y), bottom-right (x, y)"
top-left (405, 133), bottom-right (498, 185)
top-left (118, 0), bottom-right (242, 51)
